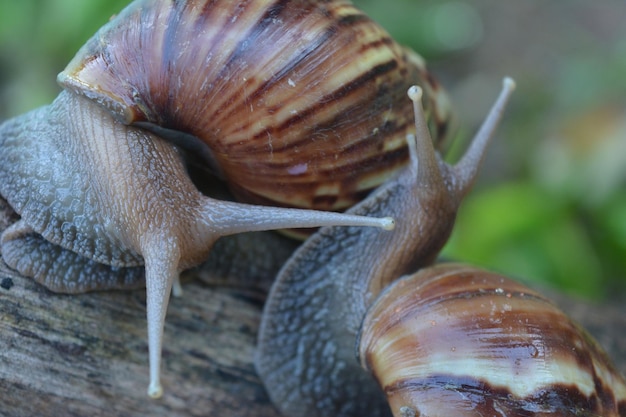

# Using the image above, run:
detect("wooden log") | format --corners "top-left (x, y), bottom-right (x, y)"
top-left (0, 199), bottom-right (624, 417)
top-left (0, 260), bottom-right (279, 417)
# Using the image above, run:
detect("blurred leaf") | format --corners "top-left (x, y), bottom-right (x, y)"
top-left (443, 182), bottom-right (605, 299)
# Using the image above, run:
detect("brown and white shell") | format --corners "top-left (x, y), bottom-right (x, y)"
top-left (358, 263), bottom-right (626, 417)
top-left (58, 0), bottom-right (452, 212)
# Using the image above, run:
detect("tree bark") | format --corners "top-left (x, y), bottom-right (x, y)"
top-left (0, 199), bottom-right (624, 417)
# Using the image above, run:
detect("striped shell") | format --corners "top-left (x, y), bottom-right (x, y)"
top-left (358, 263), bottom-right (626, 417)
top-left (58, 0), bottom-right (451, 212)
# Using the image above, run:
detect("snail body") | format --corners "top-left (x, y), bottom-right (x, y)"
top-left (256, 80), bottom-right (626, 416)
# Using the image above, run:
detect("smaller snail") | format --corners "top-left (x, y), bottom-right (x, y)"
top-left (256, 79), bottom-right (626, 417)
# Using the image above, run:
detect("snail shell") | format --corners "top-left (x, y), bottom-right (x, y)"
top-left (358, 263), bottom-right (626, 417)
top-left (58, 0), bottom-right (452, 212)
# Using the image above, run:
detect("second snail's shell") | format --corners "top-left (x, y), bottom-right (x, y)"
top-left (58, 0), bottom-right (451, 212)
top-left (358, 263), bottom-right (626, 417)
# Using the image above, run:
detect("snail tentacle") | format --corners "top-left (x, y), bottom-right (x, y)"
top-left (143, 235), bottom-right (181, 399)
top-left (406, 85), bottom-right (443, 186)
top-left (199, 199), bottom-right (395, 235)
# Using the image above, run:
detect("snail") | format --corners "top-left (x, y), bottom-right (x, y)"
top-left (0, 0), bottom-right (454, 399)
top-left (255, 81), bottom-right (626, 416)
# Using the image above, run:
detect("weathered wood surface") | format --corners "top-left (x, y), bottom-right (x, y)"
top-left (0, 261), bottom-right (274, 417)
top-left (0, 199), bottom-right (625, 417)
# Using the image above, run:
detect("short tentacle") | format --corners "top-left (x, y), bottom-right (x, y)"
top-left (406, 85), bottom-right (444, 188)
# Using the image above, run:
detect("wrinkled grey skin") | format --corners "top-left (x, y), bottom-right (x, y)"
top-left (0, 91), bottom-right (148, 292)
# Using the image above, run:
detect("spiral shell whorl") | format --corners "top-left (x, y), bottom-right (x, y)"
top-left (358, 263), bottom-right (626, 417)
top-left (58, 0), bottom-right (451, 212)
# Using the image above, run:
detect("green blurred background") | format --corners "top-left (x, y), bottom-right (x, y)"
top-left (0, 0), bottom-right (625, 300)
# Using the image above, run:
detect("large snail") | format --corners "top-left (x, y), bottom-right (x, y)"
top-left (1, 0), bottom-right (624, 416)
top-left (255, 81), bottom-right (626, 416)
top-left (0, 0), bottom-right (455, 399)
